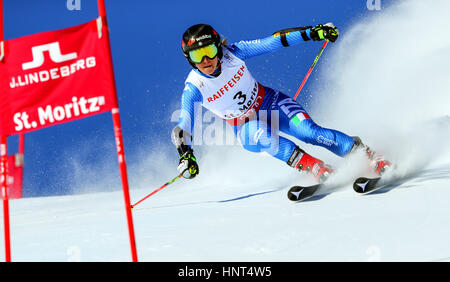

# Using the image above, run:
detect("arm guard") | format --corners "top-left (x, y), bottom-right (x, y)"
top-left (273, 26), bottom-right (313, 46)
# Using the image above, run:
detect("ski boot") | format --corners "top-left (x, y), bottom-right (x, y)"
top-left (350, 136), bottom-right (391, 176)
top-left (287, 146), bottom-right (334, 183)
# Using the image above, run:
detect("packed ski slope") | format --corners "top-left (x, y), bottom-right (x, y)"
top-left (2, 0), bottom-right (450, 262)
top-left (2, 145), bottom-right (450, 262)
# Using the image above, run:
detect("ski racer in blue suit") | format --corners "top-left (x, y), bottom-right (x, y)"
top-left (172, 23), bottom-right (390, 182)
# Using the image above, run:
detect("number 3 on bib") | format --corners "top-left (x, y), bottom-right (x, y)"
top-left (233, 91), bottom-right (247, 105)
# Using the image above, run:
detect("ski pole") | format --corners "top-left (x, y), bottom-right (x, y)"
top-left (293, 40), bottom-right (329, 101)
top-left (131, 173), bottom-right (183, 209)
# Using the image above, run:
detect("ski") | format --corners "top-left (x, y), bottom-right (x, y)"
top-left (287, 184), bottom-right (322, 202)
top-left (289, 175), bottom-right (391, 201)
top-left (289, 162), bottom-right (394, 201)
top-left (353, 176), bottom-right (386, 194)
top-left (353, 157), bottom-right (395, 194)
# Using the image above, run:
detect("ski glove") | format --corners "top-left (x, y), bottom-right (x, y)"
top-left (310, 23), bottom-right (339, 42)
top-left (177, 148), bottom-right (199, 179)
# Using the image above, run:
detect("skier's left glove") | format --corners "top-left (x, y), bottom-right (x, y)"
top-left (177, 148), bottom-right (199, 179)
top-left (310, 23), bottom-right (339, 42)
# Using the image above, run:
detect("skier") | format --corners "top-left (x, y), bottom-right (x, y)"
top-left (172, 23), bottom-right (390, 182)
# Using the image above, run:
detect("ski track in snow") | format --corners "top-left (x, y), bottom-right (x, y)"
top-left (2, 0), bottom-right (450, 261)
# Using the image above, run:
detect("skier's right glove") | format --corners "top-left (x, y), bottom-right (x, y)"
top-left (310, 23), bottom-right (339, 42)
top-left (177, 148), bottom-right (199, 179)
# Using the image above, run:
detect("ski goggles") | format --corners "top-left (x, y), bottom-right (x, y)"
top-left (188, 44), bottom-right (218, 64)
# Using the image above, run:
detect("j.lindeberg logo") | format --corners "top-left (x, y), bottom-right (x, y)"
top-left (10, 42), bottom-right (96, 89)
top-left (22, 42), bottom-right (77, 70)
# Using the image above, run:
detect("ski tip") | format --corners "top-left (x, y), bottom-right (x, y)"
top-left (287, 186), bottom-right (303, 201)
top-left (287, 184), bottom-right (321, 202)
top-left (353, 177), bottom-right (381, 193)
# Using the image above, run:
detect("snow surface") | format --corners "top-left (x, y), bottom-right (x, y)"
top-left (2, 0), bottom-right (450, 262)
top-left (2, 152), bottom-right (450, 262)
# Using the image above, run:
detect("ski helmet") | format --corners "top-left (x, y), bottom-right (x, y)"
top-left (182, 24), bottom-right (223, 68)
